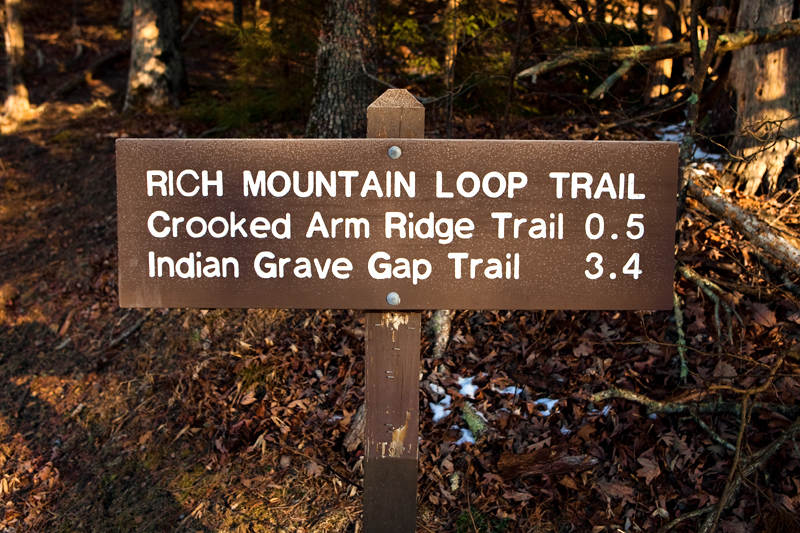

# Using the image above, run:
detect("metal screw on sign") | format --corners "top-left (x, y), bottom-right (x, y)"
top-left (386, 292), bottom-right (401, 306)
top-left (388, 146), bottom-right (402, 159)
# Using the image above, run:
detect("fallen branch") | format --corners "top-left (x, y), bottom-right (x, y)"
top-left (678, 264), bottom-right (740, 344)
top-left (589, 59), bottom-right (632, 100)
top-left (517, 18), bottom-right (800, 81)
top-left (51, 11), bottom-right (203, 100)
top-left (592, 387), bottom-right (800, 418)
top-left (109, 310), bottom-right (152, 348)
top-left (51, 47), bottom-right (129, 99)
top-left (688, 179), bottom-right (800, 279)
top-left (672, 290), bottom-right (689, 379)
top-left (429, 309), bottom-right (454, 359)
top-left (498, 445), bottom-right (599, 478)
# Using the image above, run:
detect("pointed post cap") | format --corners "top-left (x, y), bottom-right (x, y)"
top-left (367, 89), bottom-right (425, 139)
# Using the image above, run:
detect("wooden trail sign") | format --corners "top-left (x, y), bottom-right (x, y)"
top-left (116, 141), bottom-right (678, 311)
top-left (116, 89), bottom-right (678, 533)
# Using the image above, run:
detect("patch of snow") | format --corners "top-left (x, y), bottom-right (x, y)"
top-left (655, 122), bottom-right (685, 143)
top-left (431, 395), bottom-right (452, 422)
top-left (493, 385), bottom-right (521, 395)
top-left (429, 383), bottom-right (445, 395)
top-left (559, 426), bottom-right (572, 435)
top-left (535, 398), bottom-right (559, 416)
top-left (649, 413), bottom-right (658, 420)
top-left (455, 427), bottom-right (475, 445)
top-left (457, 376), bottom-right (478, 398)
top-left (602, 405), bottom-right (612, 416)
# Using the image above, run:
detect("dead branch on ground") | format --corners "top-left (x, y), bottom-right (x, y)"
top-left (688, 179), bottom-right (800, 279)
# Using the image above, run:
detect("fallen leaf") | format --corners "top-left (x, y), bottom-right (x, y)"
top-left (636, 457), bottom-right (661, 485)
top-left (503, 490), bottom-right (533, 502)
top-left (751, 302), bottom-right (777, 328)
top-left (305, 461), bottom-right (323, 477)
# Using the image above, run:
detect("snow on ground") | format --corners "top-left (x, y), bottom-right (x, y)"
top-left (455, 427), bottom-right (475, 445)
top-left (535, 398), bottom-right (559, 416)
top-left (457, 376), bottom-right (478, 398)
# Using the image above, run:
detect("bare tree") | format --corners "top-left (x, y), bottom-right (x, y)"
top-left (726, 0), bottom-right (800, 195)
top-left (305, 0), bottom-right (376, 138)
top-left (123, 0), bottom-right (186, 111)
top-left (3, 0), bottom-right (31, 120)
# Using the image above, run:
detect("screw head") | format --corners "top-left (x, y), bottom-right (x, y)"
top-left (386, 292), bottom-right (401, 306)
top-left (388, 146), bottom-right (402, 159)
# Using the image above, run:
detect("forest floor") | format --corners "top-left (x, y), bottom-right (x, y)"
top-left (2, 1), bottom-right (800, 532)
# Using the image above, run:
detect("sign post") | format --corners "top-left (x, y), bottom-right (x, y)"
top-left (116, 89), bottom-right (679, 533)
top-left (363, 90), bottom-right (425, 533)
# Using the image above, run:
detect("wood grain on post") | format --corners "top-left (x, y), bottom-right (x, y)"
top-left (366, 89), bottom-right (425, 139)
top-left (364, 89), bottom-right (424, 533)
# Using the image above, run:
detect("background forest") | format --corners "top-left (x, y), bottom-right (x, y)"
top-left (1, 0), bottom-right (800, 532)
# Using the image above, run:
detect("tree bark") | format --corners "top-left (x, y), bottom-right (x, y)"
top-left (232, 0), bottom-right (242, 27)
top-left (646, 0), bottom-right (678, 102)
top-left (123, 0), bottom-right (186, 112)
top-left (3, 0), bottom-right (31, 120)
top-left (688, 178), bottom-right (800, 278)
top-left (305, 0), bottom-right (376, 138)
top-left (119, 0), bottom-right (134, 27)
top-left (443, 0), bottom-right (458, 138)
top-left (726, 0), bottom-right (800, 196)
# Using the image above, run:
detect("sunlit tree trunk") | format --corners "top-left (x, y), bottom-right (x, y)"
top-left (305, 0), bottom-right (376, 138)
top-left (646, 0), bottom-right (677, 102)
top-left (727, 0), bottom-right (800, 195)
top-left (3, 0), bottom-right (31, 120)
top-left (123, 0), bottom-right (186, 111)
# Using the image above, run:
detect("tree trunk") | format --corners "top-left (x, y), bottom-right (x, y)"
top-left (726, 0), bottom-right (800, 195)
top-left (304, 0), bottom-right (376, 138)
top-left (123, 0), bottom-right (186, 112)
top-left (119, 0), bottom-right (134, 27)
top-left (232, 0), bottom-right (242, 27)
top-left (443, 0), bottom-right (457, 138)
top-left (3, 0), bottom-right (31, 120)
top-left (646, 0), bottom-right (678, 102)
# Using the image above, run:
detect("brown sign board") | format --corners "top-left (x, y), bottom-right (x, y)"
top-left (116, 139), bottom-right (677, 310)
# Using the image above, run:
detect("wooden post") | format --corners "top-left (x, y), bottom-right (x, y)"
top-left (364, 89), bottom-right (425, 533)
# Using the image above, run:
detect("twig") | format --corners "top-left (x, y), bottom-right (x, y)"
top-left (182, 11), bottom-right (204, 43)
top-left (678, 264), bottom-right (740, 344)
top-left (108, 310), bottom-right (153, 348)
top-left (598, 97), bottom-right (688, 133)
top-left (655, 506), bottom-right (714, 533)
top-left (709, 347), bottom-right (792, 395)
top-left (705, 396), bottom-right (751, 532)
top-left (688, 408), bottom-right (736, 451)
top-left (672, 290), bottom-right (689, 379)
